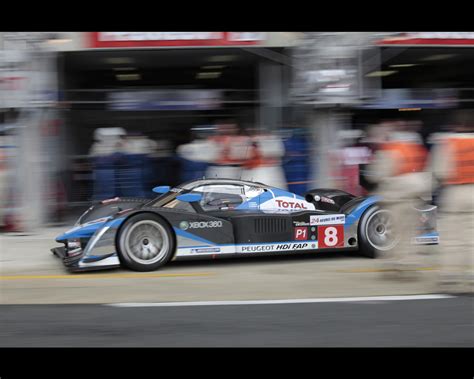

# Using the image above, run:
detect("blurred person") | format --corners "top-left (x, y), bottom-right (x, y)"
top-left (89, 127), bottom-right (126, 200)
top-left (363, 122), bottom-right (393, 153)
top-left (334, 129), bottom-right (372, 196)
top-left (151, 138), bottom-right (175, 188)
top-left (205, 119), bottom-right (249, 180)
top-left (0, 112), bottom-right (18, 231)
top-left (366, 119), bottom-right (430, 278)
top-left (176, 127), bottom-right (215, 182)
top-left (120, 132), bottom-right (155, 197)
top-left (241, 128), bottom-right (287, 189)
top-left (136, 134), bottom-right (164, 195)
top-left (282, 126), bottom-right (311, 195)
top-left (356, 122), bottom-right (392, 194)
top-left (0, 146), bottom-right (7, 229)
top-left (427, 130), bottom-right (452, 207)
top-left (429, 109), bottom-right (474, 293)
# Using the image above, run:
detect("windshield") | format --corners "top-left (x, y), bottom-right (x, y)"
top-left (144, 188), bottom-right (197, 212)
top-left (144, 180), bottom-right (267, 209)
top-left (144, 189), bottom-right (183, 208)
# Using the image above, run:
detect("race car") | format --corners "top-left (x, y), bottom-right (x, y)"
top-left (51, 178), bottom-right (439, 272)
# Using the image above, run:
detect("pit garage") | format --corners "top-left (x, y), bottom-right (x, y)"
top-left (352, 42), bottom-right (474, 143)
top-left (57, 46), bottom-right (291, 207)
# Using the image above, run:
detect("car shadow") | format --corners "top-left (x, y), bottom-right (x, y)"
top-left (166, 249), bottom-right (367, 269)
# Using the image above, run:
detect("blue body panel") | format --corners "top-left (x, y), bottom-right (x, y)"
top-left (55, 217), bottom-right (126, 242)
top-left (56, 220), bottom-right (109, 242)
top-left (344, 195), bottom-right (381, 227)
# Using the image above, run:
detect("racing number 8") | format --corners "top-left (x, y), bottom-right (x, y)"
top-left (324, 227), bottom-right (338, 246)
top-left (318, 225), bottom-right (344, 248)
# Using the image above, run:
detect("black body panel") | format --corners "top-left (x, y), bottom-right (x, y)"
top-left (123, 207), bottom-right (235, 246)
top-left (230, 214), bottom-right (293, 244)
top-left (305, 188), bottom-right (359, 212)
top-left (203, 210), bottom-right (326, 245)
top-left (77, 197), bottom-right (151, 225)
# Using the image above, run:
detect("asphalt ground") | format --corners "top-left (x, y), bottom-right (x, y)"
top-left (1, 227), bottom-right (472, 349)
top-left (1, 227), bottom-right (445, 305)
top-left (1, 296), bottom-right (472, 347)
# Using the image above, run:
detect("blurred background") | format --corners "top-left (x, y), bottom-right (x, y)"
top-left (0, 31), bottom-right (472, 232)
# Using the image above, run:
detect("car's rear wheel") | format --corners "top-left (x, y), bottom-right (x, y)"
top-left (358, 205), bottom-right (400, 258)
top-left (117, 213), bottom-right (175, 271)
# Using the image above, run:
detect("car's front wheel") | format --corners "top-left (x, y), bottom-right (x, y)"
top-left (358, 205), bottom-right (400, 258)
top-left (117, 213), bottom-right (175, 271)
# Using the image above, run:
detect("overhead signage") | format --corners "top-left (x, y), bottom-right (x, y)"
top-left (356, 88), bottom-right (458, 109)
top-left (90, 32), bottom-right (266, 48)
top-left (378, 32), bottom-right (474, 46)
top-left (108, 89), bottom-right (223, 111)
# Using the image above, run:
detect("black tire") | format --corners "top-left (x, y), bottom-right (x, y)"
top-left (358, 205), bottom-right (399, 258)
top-left (117, 213), bottom-right (175, 271)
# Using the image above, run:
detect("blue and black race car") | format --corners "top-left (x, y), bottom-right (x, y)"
top-left (51, 178), bottom-right (439, 272)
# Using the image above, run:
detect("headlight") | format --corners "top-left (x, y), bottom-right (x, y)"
top-left (67, 239), bottom-right (81, 249)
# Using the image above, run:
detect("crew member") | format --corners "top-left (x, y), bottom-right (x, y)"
top-left (367, 119), bottom-right (430, 277)
top-left (206, 119), bottom-right (249, 180)
top-left (176, 127), bottom-right (213, 182)
top-left (429, 109), bottom-right (474, 293)
top-left (0, 148), bottom-right (7, 230)
top-left (89, 127), bottom-right (126, 200)
top-left (241, 129), bottom-right (287, 189)
top-left (282, 126), bottom-right (311, 195)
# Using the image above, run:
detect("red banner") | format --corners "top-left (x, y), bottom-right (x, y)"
top-left (377, 32), bottom-right (474, 46)
top-left (89, 32), bottom-right (266, 48)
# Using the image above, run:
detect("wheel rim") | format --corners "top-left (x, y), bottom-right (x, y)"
top-left (123, 220), bottom-right (169, 265)
top-left (365, 209), bottom-right (399, 251)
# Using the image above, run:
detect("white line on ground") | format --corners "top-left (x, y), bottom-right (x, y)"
top-left (107, 294), bottom-right (454, 307)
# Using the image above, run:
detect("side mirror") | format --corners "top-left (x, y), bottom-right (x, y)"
top-left (176, 193), bottom-right (203, 203)
top-left (153, 186), bottom-right (171, 194)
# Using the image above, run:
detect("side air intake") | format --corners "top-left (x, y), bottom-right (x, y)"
top-left (254, 217), bottom-right (290, 234)
top-left (231, 215), bottom-right (293, 244)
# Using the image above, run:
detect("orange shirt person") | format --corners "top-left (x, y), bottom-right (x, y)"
top-left (429, 109), bottom-right (474, 293)
top-left (442, 137), bottom-right (474, 185)
top-left (382, 140), bottom-right (428, 176)
top-left (366, 121), bottom-right (431, 277)
top-left (205, 119), bottom-right (250, 179)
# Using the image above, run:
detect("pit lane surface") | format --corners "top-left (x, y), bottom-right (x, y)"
top-left (2, 228), bottom-right (472, 348)
top-left (0, 228), bottom-right (443, 305)
top-left (1, 296), bottom-right (472, 347)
